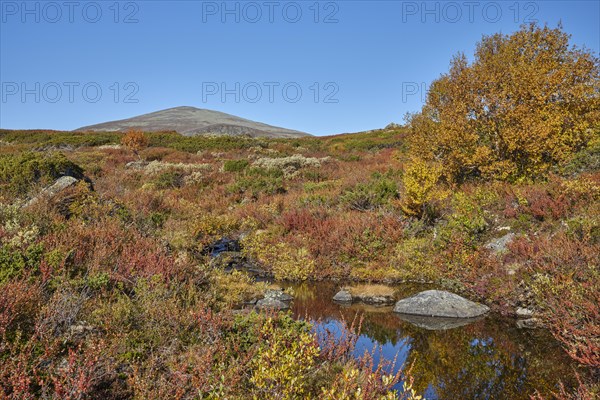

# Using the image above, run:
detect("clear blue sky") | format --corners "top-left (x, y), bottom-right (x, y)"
top-left (1, 0), bottom-right (598, 136)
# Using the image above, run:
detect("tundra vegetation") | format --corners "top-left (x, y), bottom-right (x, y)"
top-left (1, 24), bottom-right (599, 399)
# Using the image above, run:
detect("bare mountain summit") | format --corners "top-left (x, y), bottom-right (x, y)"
top-left (75, 106), bottom-right (310, 138)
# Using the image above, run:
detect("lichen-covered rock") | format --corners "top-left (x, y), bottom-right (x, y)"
top-left (484, 232), bottom-right (515, 253)
top-left (264, 289), bottom-right (294, 302)
top-left (255, 297), bottom-right (289, 310)
top-left (516, 307), bottom-right (535, 318)
top-left (332, 289), bottom-right (352, 303)
top-left (394, 290), bottom-right (489, 318)
top-left (25, 176), bottom-right (79, 207)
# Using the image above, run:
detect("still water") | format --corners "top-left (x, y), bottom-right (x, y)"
top-left (279, 282), bottom-right (579, 400)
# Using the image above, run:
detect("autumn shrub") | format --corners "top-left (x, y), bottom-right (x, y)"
top-left (121, 129), bottom-right (148, 156)
top-left (560, 134), bottom-right (600, 176)
top-left (407, 24), bottom-right (600, 182)
top-left (400, 157), bottom-right (445, 217)
top-left (242, 230), bottom-right (315, 280)
top-left (395, 236), bottom-right (438, 281)
top-left (250, 314), bottom-right (320, 399)
top-left (151, 169), bottom-right (185, 189)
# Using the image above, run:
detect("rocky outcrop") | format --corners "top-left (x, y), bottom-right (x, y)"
top-left (393, 290), bottom-right (489, 318)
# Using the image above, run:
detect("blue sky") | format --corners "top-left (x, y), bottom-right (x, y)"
top-left (1, 0), bottom-right (598, 136)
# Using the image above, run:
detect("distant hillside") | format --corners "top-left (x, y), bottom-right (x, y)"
top-left (75, 106), bottom-right (310, 138)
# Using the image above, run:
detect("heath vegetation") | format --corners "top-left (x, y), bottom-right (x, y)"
top-left (1, 24), bottom-right (598, 399)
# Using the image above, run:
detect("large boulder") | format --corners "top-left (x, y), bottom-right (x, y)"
top-left (393, 290), bottom-right (489, 318)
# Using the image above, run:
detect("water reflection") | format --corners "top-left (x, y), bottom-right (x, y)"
top-left (281, 282), bottom-right (578, 400)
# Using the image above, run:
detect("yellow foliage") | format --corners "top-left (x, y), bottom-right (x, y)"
top-left (408, 24), bottom-right (600, 182)
top-left (401, 158), bottom-right (446, 216)
top-left (321, 364), bottom-right (421, 400)
top-left (562, 177), bottom-right (600, 200)
top-left (242, 231), bottom-right (315, 281)
top-left (250, 317), bottom-right (320, 399)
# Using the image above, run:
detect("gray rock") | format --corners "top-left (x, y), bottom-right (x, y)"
top-left (333, 289), bottom-right (353, 303)
top-left (256, 298), bottom-right (289, 310)
top-left (264, 289), bottom-right (294, 302)
top-left (516, 307), bottom-right (534, 318)
top-left (393, 290), bottom-right (489, 318)
top-left (484, 233), bottom-right (515, 253)
top-left (517, 318), bottom-right (541, 329)
top-left (354, 294), bottom-right (395, 305)
top-left (25, 176), bottom-right (79, 207)
top-left (397, 314), bottom-right (484, 331)
top-left (125, 160), bottom-right (148, 170)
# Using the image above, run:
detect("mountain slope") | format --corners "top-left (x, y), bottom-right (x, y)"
top-left (75, 106), bottom-right (310, 138)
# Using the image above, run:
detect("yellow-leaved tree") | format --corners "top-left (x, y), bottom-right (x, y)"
top-left (407, 23), bottom-right (600, 182)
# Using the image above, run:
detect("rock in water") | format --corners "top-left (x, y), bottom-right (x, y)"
top-left (256, 298), bottom-right (289, 310)
top-left (264, 289), bottom-right (294, 302)
top-left (332, 289), bottom-right (353, 303)
top-left (393, 290), bottom-right (489, 318)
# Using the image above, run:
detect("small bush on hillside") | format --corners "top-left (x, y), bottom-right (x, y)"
top-left (121, 129), bottom-right (148, 156)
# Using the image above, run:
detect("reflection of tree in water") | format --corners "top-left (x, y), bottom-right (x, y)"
top-left (384, 316), bottom-right (576, 399)
top-left (285, 282), bottom-right (578, 400)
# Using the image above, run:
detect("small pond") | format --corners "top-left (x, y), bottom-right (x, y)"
top-left (276, 281), bottom-right (580, 400)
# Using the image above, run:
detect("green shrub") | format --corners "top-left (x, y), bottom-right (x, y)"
top-left (0, 152), bottom-right (84, 196)
top-left (228, 174), bottom-right (285, 197)
top-left (340, 178), bottom-right (398, 211)
top-left (152, 170), bottom-right (184, 189)
top-left (223, 159), bottom-right (249, 172)
top-left (0, 243), bottom-right (44, 285)
top-left (439, 192), bottom-right (488, 245)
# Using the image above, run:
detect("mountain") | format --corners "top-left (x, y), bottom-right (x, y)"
top-left (75, 106), bottom-right (310, 138)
